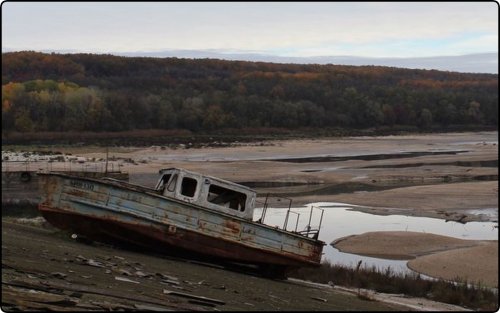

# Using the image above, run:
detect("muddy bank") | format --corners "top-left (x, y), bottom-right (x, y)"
top-left (2, 218), bottom-right (412, 311)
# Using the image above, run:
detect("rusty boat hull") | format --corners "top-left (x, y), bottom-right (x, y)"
top-left (37, 173), bottom-right (324, 272)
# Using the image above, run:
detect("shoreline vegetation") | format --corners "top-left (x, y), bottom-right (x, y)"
top-left (289, 259), bottom-right (498, 311)
top-left (2, 125), bottom-right (497, 146)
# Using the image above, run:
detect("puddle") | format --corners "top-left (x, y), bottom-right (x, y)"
top-left (238, 181), bottom-right (320, 188)
top-left (254, 202), bottom-right (498, 275)
top-left (269, 151), bottom-right (468, 163)
top-left (361, 159), bottom-right (498, 169)
top-left (449, 141), bottom-right (498, 145)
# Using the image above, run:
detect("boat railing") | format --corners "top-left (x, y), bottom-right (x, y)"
top-left (256, 193), bottom-right (324, 240)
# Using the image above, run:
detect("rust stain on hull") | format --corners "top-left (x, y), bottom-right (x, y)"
top-left (39, 205), bottom-right (320, 267)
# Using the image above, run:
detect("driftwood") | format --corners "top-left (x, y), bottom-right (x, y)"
top-left (3, 278), bottom-right (188, 310)
top-left (311, 296), bottom-right (328, 302)
top-left (115, 276), bottom-right (140, 284)
top-left (187, 299), bottom-right (218, 307)
top-left (134, 303), bottom-right (177, 311)
top-left (2, 285), bottom-right (102, 311)
top-left (163, 289), bottom-right (226, 305)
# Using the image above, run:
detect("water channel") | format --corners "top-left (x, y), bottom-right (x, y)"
top-left (253, 202), bottom-right (498, 275)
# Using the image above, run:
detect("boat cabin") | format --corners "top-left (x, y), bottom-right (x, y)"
top-left (155, 168), bottom-right (256, 220)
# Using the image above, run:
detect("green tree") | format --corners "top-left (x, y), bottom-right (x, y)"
top-left (362, 101), bottom-right (384, 126)
top-left (178, 97), bottom-right (205, 131)
top-left (466, 101), bottom-right (484, 124)
top-left (418, 108), bottom-right (433, 128)
top-left (153, 99), bottom-right (177, 129)
top-left (202, 104), bottom-right (236, 130)
top-left (14, 109), bottom-right (34, 132)
top-left (381, 103), bottom-right (396, 126)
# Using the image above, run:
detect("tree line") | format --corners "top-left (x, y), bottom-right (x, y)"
top-left (2, 51), bottom-right (498, 133)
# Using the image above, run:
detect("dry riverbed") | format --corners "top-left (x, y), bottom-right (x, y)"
top-left (3, 131), bottom-right (498, 303)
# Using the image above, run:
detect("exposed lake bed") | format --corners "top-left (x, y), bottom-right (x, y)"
top-left (3, 131), bottom-right (498, 290)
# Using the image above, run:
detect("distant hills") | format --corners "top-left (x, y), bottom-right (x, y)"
top-left (112, 50), bottom-right (498, 74)
top-left (1, 48), bottom-right (497, 74)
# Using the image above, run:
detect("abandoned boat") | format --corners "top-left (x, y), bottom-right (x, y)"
top-left (37, 168), bottom-right (325, 276)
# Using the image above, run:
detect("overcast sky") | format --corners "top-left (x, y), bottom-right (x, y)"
top-left (1, 2), bottom-right (498, 58)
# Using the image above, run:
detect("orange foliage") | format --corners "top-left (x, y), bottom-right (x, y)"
top-left (241, 71), bottom-right (322, 80)
top-left (2, 99), bottom-right (11, 112)
top-left (399, 79), bottom-right (498, 89)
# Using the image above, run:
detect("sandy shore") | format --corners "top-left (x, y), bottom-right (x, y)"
top-left (407, 242), bottom-right (498, 288)
top-left (3, 131), bottom-right (498, 286)
top-left (332, 231), bottom-right (498, 288)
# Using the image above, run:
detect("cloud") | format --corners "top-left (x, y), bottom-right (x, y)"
top-left (2, 2), bottom-right (497, 57)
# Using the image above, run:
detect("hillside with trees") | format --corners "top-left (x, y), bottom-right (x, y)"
top-left (2, 51), bottom-right (498, 136)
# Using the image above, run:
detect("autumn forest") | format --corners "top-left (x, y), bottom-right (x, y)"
top-left (2, 51), bottom-right (498, 137)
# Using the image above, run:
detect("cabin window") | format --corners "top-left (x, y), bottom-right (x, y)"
top-left (163, 174), bottom-right (172, 182)
top-left (181, 177), bottom-right (198, 197)
top-left (167, 174), bottom-right (178, 192)
top-left (207, 184), bottom-right (247, 212)
top-left (157, 174), bottom-right (172, 191)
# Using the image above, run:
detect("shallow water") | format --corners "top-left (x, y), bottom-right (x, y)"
top-left (254, 202), bottom-right (498, 274)
top-left (270, 151), bottom-right (466, 163)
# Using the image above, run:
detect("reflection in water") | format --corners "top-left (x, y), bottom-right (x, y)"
top-left (254, 202), bottom-right (498, 274)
